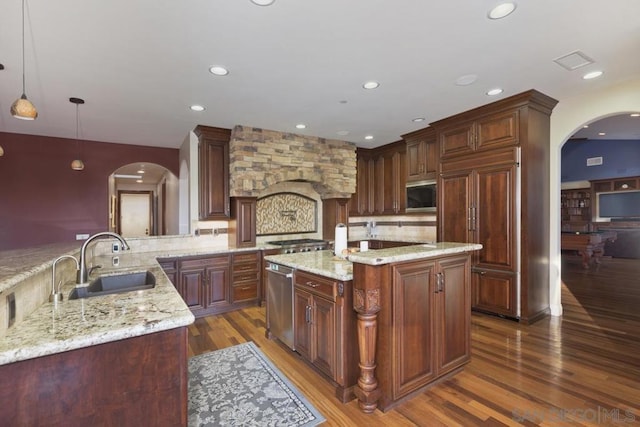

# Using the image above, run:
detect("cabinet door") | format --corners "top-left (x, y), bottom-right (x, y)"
top-left (438, 169), bottom-right (473, 244)
top-left (229, 197), bottom-right (256, 247)
top-left (475, 163), bottom-right (517, 272)
top-left (179, 269), bottom-right (206, 311)
top-left (406, 140), bottom-right (425, 182)
top-left (475, 110), bottom-right (519, 152)
top-left (294, 288), bottom-right (313, 361)
top-left (312, 296), bottom-right (336, 379)
top-left (196, 126), bottom-right (230, 220)
top-left (439, 122), bottom-right (474, 159)
top-left (437, 255), bottom-right (471, 374)
top-left (350, 152), bottom-right (375, 216)
top-left (376, 148), bottom-right (405, 214)
top-left (472, 269), bottom-right (517, 317)
top-left (391, 260), bottom-right (437, 399)
top-left (205, 264), bottom-right (230, 308)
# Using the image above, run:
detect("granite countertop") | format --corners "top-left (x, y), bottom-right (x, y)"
top-left (346, 242), bottom-right (483, 265)
top-left (264, 242), bottom-right (482, 280)
top-left (265, 250), bottom-right (353, 281)
top-left (0, 242), bottom-right (280, 366)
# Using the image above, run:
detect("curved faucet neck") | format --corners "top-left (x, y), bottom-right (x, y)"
top-left (78, 232), bottom-right (129, 284)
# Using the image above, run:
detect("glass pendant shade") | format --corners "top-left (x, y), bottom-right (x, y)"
top-left (11, 93), bottom-right (38, 120)
top-left (71, 159), bottom-right (85, 171)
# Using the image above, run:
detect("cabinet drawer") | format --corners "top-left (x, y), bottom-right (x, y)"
top-left (233, 271), bottom-right (259, 283)
top-left (232, 262), bottom-right (258, 274)
top-left (179, 255), bottom-right (230, 269)
top-left (157, 258), bottom-right (177, 271)
top-left (295, 271), bottom-right (336, 300)
top-left (233, 283), bottom-right (258, 301)
top-left (233, 252), bottom-right (259, 264)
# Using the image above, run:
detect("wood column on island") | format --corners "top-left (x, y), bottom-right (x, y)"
top-left (351, 262), bottom-right (384, 412)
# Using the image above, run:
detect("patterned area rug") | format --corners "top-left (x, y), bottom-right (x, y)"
top-left (188, 341), bottom-right (326, 426)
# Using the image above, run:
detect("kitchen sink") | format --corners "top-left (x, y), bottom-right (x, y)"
top-left (69, 271), bottom-right (156, 299)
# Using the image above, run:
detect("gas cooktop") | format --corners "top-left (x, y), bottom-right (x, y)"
top-left (266, 239), bottom-right (327, 246)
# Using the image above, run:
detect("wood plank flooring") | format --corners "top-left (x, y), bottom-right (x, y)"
top-left (187, 256), bottom-right (640, 426)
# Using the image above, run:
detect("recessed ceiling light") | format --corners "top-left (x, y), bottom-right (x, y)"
top-left (295, 124), bottom-right (306, 129)
top-left (363, 81), bottom-right (380, 90)
top-left (486, 88), bottom-right (504, 96)
top-left (598, 132), bottom-right (606, 136)
top-left (209, 66), bottom-right (229, 76)
top-left (412, 118), bottom-right (426, 122)
top-left (137, 169), bottom-right (145, 174)
top-left (339, 100), bottom-right (348, 104)
top-left (583, 70), bottom-right (603, 80)
top-left (583, 125), bottom-right (589, 128)
top-left (250, 0), bottom-right (275, 5)
top-left (455, 74), bottom-right (478, 86)
top-left (488, 2), bottom-right (517, 19)
top-left (336, 130), bottom-right (350, 136)
top-left (364, 135), bottom-right (374, 140)
top-left (136, 179), bottom-right (143, 183)
top-left (630, 113), bottom-right (640, 117)
top-left (190, 105), bottom-right (205, 112)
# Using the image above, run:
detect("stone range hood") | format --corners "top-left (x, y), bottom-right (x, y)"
top-left (229, 125), bottom-right (357, 199)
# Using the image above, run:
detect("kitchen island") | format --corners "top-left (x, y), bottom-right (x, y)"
top-left (0, 246), bottom-right (195, 426)
top-left (267, 242), bottom-right (481, 413)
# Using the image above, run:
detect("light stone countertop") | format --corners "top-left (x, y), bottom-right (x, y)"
top-left (265, 250), bottom-right (353, 281)
top-left (0, 242), bottom-right (279, 366)
top-left (264, 242), bottom-right (482, 280)
top-left (346, 242), bottom-right (483, 265)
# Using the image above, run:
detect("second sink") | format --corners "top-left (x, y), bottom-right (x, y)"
top-left (69, 271), bottom-right (156, 299)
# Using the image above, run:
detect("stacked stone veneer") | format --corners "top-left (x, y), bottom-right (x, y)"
top-left (229, 125), bottom-right (357, 198)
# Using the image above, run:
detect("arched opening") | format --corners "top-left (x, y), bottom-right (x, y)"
top-left (550, 77), bottom-right (640, 316)
top-left (108, 162), bottom-right (179, 237)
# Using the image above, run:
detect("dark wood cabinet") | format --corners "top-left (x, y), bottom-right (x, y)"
top-left (349, 149), bottom-right (375, 216)
top-left (160, 252), bottom-right (262, 318)
top-left (403, 126), bottom-right (437, 182)
top-left (438, 109), bottom-right (519, 160)
top-left (231, 251), bottom-right (260, 303)
top-left (179, 255), bottom-right (231, 316)
top-left (323, 198), bottom-right (350, 240)
top-left (229, 197), bottom-right (257, 248)
top-left (293, 270), bottom-right (359, 402)
top-left (374, 141), bottom-right (406, 215)
top-left (433, 90), bottom-right (558, 323)
top-left (195, 125), bottom-right (231, 220)
top-left (388, 254), bottom-right (470, 404)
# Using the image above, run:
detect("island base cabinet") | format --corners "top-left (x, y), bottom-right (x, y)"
top-left (0, 327), bottom-right (188, 426)
top-left (293, 270), bottom-right (359, 403)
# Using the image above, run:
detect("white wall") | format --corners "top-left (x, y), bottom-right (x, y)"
top-left (549, 77), bottom-right (640, 316)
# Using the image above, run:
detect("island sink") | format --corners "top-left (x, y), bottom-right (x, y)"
top-left (69, 271), bottom-right (156, 299)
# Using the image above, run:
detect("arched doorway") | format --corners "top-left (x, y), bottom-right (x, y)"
top-left (549, 77), bottom-right (640, 316)
top-left (108, 162), bottom-right (179, 237)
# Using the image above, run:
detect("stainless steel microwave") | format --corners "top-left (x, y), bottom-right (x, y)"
top-left (406, 180), bottom-right (437, 212)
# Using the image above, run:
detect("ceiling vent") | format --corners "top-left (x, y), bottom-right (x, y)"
top-left (553, 50), bottom-right (595, 71)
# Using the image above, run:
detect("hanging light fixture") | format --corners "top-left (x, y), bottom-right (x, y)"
top-left (10, 0), bottom-right (38, 120)
top-left (70, 97), bottom-right (85, 171)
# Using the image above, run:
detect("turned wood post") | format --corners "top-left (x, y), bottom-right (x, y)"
top-left (352, 263), bottom-right (382, 413)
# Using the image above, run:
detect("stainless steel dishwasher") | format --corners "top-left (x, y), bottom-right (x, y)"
top-left (266, 262), bottom-right (295, 350)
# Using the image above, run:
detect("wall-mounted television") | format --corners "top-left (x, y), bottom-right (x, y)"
top-left (597, 190), bottom-right (640, 219)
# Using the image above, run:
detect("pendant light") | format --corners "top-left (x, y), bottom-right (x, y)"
top-left (70, 97), bottom-right (85, 171)
top-left (10, 0), bottom-right (38, 120)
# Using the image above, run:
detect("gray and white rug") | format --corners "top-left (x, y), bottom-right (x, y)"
top-left (188, 341), bottom-right (326, 426)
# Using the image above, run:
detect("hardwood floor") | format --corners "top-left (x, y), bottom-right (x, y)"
top-left (187, 257), bottom-right (640, 426)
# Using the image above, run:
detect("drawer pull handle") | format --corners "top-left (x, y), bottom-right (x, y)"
top-left (306, 281), bottom-right (320, 288)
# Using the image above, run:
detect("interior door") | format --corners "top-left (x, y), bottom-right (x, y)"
top-left (119, 191), bottom-right (152, 237)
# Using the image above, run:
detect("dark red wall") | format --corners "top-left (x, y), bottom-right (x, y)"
top-left (0, 132), bottom-right (179, 250)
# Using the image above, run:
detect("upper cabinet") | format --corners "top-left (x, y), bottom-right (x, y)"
top-left (349, 148), bottom-right (375, 216)
top-left (195, 125), bottom-right (231, 220)
top-left (403, 127), bottom-right (437, 182)
top-left (438, 109), bottom-right (519, 160)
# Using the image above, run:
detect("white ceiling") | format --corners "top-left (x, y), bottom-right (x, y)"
top-left (1, 0), bottom-right (639, 150)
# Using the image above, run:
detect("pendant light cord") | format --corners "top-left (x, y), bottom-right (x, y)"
top-left (21, 0), bottom-right (26, 94)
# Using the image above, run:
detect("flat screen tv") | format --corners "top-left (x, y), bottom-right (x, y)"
top-left (598, 190), bottom-right (640, 219)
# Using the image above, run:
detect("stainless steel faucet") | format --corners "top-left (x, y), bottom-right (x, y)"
top-left (51, 254), bottom-right (79, 303)
top-left (77, 232), bottom-right (130, 284)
